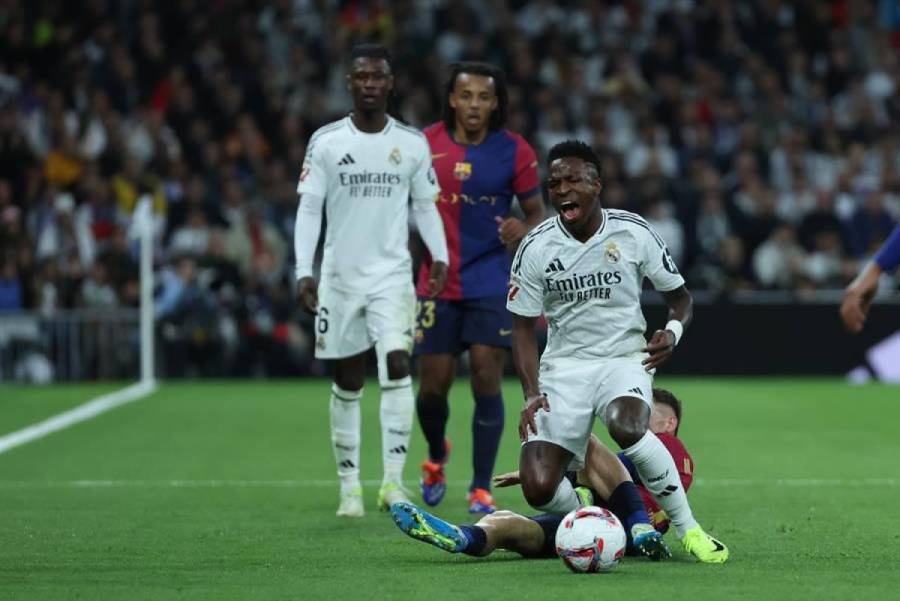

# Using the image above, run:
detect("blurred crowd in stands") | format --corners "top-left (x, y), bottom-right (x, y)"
top-left (0, 0), bottom-right (898, 377)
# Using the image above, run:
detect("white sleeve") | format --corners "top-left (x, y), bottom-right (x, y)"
top-left (409, 137), bottom-right (441, 202)
top-left (294, 193), bottom-right (323, 281)
top-left (412, 197), bottom-right (448, 264)
top-left (296, 135), bottom-right (328, 197)
top-left (640, 224), bottom-right (685, 292)
top-left (506, 237), bottom-right (543, 317)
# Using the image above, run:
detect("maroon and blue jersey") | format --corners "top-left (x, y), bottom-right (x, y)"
top-left (415, 122), bottom-right (541, 300)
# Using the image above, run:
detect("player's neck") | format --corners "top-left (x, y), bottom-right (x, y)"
top-left (350, 111), bottom-right (389, 134)
top-left (452, 124), bottom-right (488, 146)
top-left (567, 206), bottom-right (604, 243)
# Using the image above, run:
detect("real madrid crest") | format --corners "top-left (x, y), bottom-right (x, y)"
top-left (389, 147), bottom-right (402, 166)
top-left (453, 162), bottom-right (472, 181)
top-left (604, 242), bottom-right (621, 263)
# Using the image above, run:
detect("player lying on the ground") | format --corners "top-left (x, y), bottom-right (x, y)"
top-left (394, 435), bottom-right (667, 559)
top-left (391, 388), bottom-right (720, 561)
top-left (507, 140), bottom-right (726, 562)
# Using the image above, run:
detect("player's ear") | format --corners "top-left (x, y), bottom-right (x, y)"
top-left (345, 73), bottom-right (352, 93)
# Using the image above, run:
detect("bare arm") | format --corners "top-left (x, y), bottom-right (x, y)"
top-left (496, 192), bottom-right (546, 247)
top-left (840, 261), bottom-right (882, 333)
top-left (512, 313), bottom-right (548, 441)
top-left (512, 313), bottom-right (541, 399)
top-left (643, 285), bottom-right (693, 372)
top-left (663, 284), bottom-right (693, 329)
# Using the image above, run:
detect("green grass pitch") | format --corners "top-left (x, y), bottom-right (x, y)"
top-left (1, 378), bottom-right (898, 600)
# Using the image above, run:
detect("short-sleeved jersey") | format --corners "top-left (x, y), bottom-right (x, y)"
top-left (297, 116), bottom-right (439, 294)
top-left (507, 209), bottom-right (685, 361)
top-left (415, 122), bottom-right (540, 300)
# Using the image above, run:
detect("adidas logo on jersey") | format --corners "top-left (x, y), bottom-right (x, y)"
top-left (337, 153), bottom-right (356, 166)
top-left (545, 258), bottom-right (565, 273)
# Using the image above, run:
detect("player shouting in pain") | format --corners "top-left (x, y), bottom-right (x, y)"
top-left (415, 63), bottom-right (545, 513)
top-left (295, 45), bottom-right (449, 517)
top-left (507, 140), bottom-right (728, 562)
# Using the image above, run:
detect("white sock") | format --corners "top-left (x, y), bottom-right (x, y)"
top-left (622, 430), bottom-right (699, 538)
top-left (535, 477), bottom-right (580, 515)
top-left (380, 376), bottom-right (413, 486)
top-left (330, 384), bottom-right (362, 495)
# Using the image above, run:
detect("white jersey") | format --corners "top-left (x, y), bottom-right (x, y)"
top-left (507, 209), bottom-right (685, 361)
top-left (297, 116), bottom-right (440, 294)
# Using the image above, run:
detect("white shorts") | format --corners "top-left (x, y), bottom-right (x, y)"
top-left (314, 283), bottom-right (416, 360)
top-left (526, 354), bottom-right (653, 470)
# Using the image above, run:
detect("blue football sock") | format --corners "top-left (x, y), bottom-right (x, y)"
top-left (416, 393), bottom-right (449, 462)
top-left (607, 481), bottom-right (651, 537)
top-left (459, 525), bottom-right (487, 556)
top-left (471, 394), bottom-right (504, 490)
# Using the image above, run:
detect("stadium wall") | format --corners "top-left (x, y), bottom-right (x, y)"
top-left (642, 298), bottom-right (900, 376)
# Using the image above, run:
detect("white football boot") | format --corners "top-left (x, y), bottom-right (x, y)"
top-left (336, 486), bottom-right (364, 518)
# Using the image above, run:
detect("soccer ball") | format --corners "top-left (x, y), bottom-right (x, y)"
top-left (555, 506), bottom-right (627, 573)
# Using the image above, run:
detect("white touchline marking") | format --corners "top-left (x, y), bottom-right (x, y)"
top-left (0, 477), bottom-right (894, 489)
top-left (0, 380), bottom-right (157, 456)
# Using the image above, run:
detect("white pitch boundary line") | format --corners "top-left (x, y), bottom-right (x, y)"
top-left (0, 380), bottom-right (157, 456)
top-left (0, 477), bottom-right (895, 489)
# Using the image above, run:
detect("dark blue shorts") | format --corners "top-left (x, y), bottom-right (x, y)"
top-left (413, 295), bottom-right (512, 355)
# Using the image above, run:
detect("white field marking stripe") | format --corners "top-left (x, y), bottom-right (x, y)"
top-left (0, 477), bottom-right (895, 489)
top-left (0, 380), bottom-right (157, 456)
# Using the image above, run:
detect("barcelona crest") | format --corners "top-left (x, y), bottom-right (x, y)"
top-left (453, 162), bottom-right (472, 181)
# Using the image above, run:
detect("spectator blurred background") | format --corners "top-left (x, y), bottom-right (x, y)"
top-left (1, 0), bottom-right (898, 378)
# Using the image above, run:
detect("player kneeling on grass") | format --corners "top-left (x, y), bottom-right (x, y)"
top-left (394, 434), bottom-right (667, 560)
top-left (507, 140), bottom-right (727, 563)
top-left (391, 388), bottom-right (723, 562)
